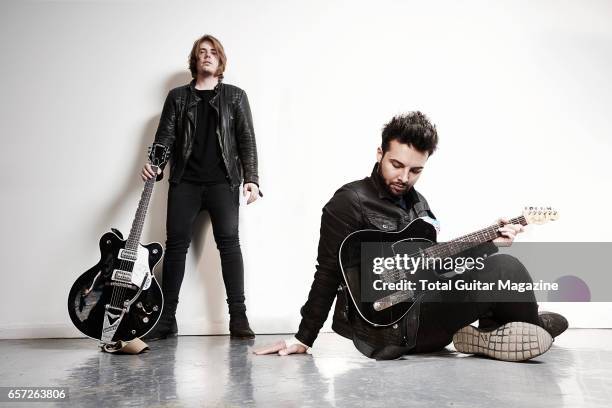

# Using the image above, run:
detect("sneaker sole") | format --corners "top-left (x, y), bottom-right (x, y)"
top-left (452, 322), bottom-right (552, 362)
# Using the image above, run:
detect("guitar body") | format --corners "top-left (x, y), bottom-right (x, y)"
top-left (67, 229), bottom-right (164, 342)
top-left (339, 217), bottom-right (439, 327)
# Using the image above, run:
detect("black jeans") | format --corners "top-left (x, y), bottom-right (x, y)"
top-left (162, 181), bottom-right (246, 318)
top-left (412, 254), bottom-right (540, 353)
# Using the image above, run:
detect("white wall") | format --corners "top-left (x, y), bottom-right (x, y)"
top-left (0, 0), bottom-right (610, 339)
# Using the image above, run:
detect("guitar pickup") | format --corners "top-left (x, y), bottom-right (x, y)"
top-left (118, 249), bottom-right (138, 261)
top-left (111, 269), bottom-right (133, 285)
top-left (373, 300), bottom-right (393, 311)
top-left (373, 290), bottom-right (416, 311)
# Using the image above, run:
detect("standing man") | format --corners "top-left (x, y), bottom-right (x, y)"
top-left (142, 34), bottom-right (261, 340)
top-left (255, 112), bottom-right (567, 360)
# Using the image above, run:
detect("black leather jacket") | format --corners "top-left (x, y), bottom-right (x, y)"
top-left (153, 80), bottom-right (260, 190)
top-left (295, 164), bottom-right (436, 348)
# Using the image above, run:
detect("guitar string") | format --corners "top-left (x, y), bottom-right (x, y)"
top-left (381, 217), bottom-right (514, 283)
top-left (353, 210), bottom-right (552, 313)
top-left (105, 147), bottom-right (166, 340)
top-left (111, 174), bottom-right (148, 309)
top-left (115, 172), bottom-right (155, 310)
top-left (380, 215), bottom-right (528, 284)
top-left (378, 210), bottom-right (556, 299)
top-left (112, 178), bottom-right (143, 309)
top-left (377, 215), bottom-right (536, 307)
top-left (382, 217), bottom-right (525, 284)
top-left (111, 165), bottom-right (156, 318)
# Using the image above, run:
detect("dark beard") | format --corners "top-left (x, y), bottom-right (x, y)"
top-left (376, 163), bottom-right (408, 197)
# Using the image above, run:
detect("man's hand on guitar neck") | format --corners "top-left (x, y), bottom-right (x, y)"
top-left (141, 163), bottom-right (161, 181)
top-left (493, 217), bottom-right (524, 247)
top-left (253, 337), bottom-right (308, 356)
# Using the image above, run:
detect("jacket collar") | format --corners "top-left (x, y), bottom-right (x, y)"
top-left (188, 78), bottom-right (222, 93)
top-left (188, 79), bottom-right (222, 107)
top-left (370, 162), bottom-right (419, 207)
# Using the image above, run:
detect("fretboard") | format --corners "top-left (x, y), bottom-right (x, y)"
top-left (422, 215), bottom-right (527, 259)
top-left (125, 166), bottom-right (159, 251)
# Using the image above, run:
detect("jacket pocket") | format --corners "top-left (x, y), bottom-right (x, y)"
top-left (364, 212), bottom-right (398, 232)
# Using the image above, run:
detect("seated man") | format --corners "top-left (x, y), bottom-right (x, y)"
top-left (255, 112), bottom-right (567, 361)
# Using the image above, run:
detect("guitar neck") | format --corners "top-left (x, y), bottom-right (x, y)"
top-left (423, 215), bottom-right (527, 259)
top-left (125, 165), bottom-right (159, 251)
top-left (374, 208), bottom-right (558, 312)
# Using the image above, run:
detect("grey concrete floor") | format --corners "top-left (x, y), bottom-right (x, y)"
top-left (0, 329), bottom-right (610, 407)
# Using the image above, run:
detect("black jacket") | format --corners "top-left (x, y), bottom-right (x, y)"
top-left (153, 80), bottom-right (260, 190)
top-left (295, 164), bottom-right (436, 347)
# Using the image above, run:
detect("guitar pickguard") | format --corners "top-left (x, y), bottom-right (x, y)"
top-left (115, 246), bottom-right (153, 290)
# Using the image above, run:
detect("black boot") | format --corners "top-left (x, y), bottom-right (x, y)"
top-left (142, 295), bottom-right (179, 341)
top-left (143, 268), bottom-right (181, 341)
top-left (229, 310), bottom-right (255, 339)
top-left (142, 314), bottom-right (178, 341)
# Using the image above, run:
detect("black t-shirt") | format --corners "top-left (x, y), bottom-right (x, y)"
top-left (182, 89), bottom-right (227, 184)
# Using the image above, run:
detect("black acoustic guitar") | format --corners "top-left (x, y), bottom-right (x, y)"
top-left (338, 208), bottom-right (558, 327)
top-left (67, 144), bottom-right (169, 344)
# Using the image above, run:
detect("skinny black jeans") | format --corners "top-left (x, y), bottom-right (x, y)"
top-left (162, 181), bottom-right (246, 316)
top-left (412, 254), bottom-right (540, 353)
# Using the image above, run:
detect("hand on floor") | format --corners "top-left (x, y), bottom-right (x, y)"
top-left (253, 339), bottom-right (308, 356)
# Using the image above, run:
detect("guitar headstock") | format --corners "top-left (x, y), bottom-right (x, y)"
top-left (523, 206), bottom-right (559, 225)
top-left (147, 143), bottom-right (170, 169)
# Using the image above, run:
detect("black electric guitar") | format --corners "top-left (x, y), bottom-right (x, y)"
top-left (67, 143), bottom-right (169, 344)
top-left (338, 207), bottom-right (559, 327)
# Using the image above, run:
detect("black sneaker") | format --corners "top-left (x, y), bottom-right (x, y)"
top-left (538, 311), bottom-right (568, 338)
top-left (453, 321), bottom-right (553, 362)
